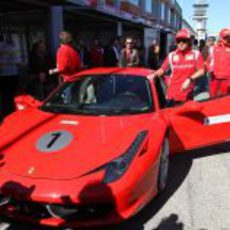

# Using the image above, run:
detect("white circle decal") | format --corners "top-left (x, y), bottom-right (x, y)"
top-left (36, 130), bottom-right (73, 152)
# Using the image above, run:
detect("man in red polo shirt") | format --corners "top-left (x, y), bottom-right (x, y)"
top-left (207, 28), bottom-right (230, 97)
top-left (49, 31), bottom-right (81, 82)
top-left (148, 29), bottom-right (205, 106)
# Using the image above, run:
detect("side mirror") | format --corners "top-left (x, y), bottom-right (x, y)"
top-left (15, 94), bottom-right (42, 111)
top-left (173, 101), bottom-right (203, 116)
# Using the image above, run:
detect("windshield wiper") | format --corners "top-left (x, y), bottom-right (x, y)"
top-left (80, 106), bottom-right (149, 115)
top-left (110, 106), bottom-right (149, 114)
top-left (41, 104), bottom-right (150, 115)
top-left (41, 104), bottom-right (83, 114)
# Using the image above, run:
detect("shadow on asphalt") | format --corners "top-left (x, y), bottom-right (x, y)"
top-left (1, 142), bottom-right (229, 230)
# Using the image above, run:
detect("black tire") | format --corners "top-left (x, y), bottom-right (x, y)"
top-left (157, 136), bottom-right (170, 192)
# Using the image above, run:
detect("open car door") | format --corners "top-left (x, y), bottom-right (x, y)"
top-left (165, 94), bottom-right (230, 154)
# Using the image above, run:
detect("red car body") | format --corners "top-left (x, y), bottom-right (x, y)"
top-left (0, 67), bottom-right (229, 228)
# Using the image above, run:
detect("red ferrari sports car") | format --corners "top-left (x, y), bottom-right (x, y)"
top-left (0, 67), bottom-right (229, 228)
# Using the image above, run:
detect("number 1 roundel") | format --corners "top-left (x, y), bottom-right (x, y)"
top-left (36, 130), bottom-right (73, 152)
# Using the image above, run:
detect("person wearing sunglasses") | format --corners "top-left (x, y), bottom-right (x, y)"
top-left (148, 29), bottom-right (205, 105)
top-left (119, 37), bottom-right (140, 67)
top-left (207, 28), bottom-right (230, 97)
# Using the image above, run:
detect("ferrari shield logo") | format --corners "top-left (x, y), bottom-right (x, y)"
top-left (28, 166), bottom-right (35, 175)
top-left (185, 54), bottom-right (194, 60)
top-left (173, 55), bottom-right (179, 62)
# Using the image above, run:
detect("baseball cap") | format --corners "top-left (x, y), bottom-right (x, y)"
top-left (176, 29), bottom-right (191, 40)
top-left (219, 28), bottom-right (230, 38)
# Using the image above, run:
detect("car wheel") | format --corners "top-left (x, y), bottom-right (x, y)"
top-left (157, 136), bottom-right (170, 192)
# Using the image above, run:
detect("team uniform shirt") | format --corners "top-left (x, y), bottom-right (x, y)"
top-left (57, 44), bottom-right (81, 81)
top-left (161, 48), bottom-right (204, 101)
top-left (207, 44), bottom-right (230, 96)
top-left (208, 44), bottom-right (230, 78)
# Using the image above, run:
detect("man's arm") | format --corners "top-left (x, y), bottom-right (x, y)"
top-left (181, 68), bottom-right (205, 91)
top-left (147, 55), bottom-right (170, 80)
top-left (147, 68), bottom-right (165, 80)
top-left (181, 50), bottom-right (205, 91)
top-left (147, 55), bottom-right (169, 80)
top-left (133, 49), bottom-right (140, 66)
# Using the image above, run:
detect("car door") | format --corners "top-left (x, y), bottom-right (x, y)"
top-left (165, 94), bottom-right (230, 154)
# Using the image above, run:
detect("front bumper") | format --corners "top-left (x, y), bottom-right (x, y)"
top-left (0, 197), bottom-right (121, 228)
top-left (0, 155), bottom-right (159, 228)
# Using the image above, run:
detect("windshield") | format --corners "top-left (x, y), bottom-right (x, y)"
top-left (41, 74), bottom-right (154, 115)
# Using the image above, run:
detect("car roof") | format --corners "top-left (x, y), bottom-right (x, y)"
top-left (70, 67), bottom-right (153, 81)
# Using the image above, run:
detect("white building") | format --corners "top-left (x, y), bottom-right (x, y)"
top-left (193, 0), bottom-right (209, 41)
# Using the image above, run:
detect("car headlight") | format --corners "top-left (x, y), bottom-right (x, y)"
top-left (103, 131), bottom-right (148, 183)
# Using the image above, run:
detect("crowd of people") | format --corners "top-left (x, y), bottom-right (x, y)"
top-left (29, 34), bottom-right (147, 97)
top-left (28, 33), bottom-right (149, 101)
top-left (0, 27), bottom-right (230, 119)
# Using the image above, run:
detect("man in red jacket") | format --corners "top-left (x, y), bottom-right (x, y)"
top-left (148, 29), bottom-right (205, 106)
top-left (49, 31), bottom-right (81, 82)
top-left (207, 28), bottom-right (230, 97)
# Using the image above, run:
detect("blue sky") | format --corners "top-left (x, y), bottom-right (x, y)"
top-left (179, 0), bottom-right (230, 35)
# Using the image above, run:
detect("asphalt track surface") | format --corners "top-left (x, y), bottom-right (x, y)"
top-left (0, 142), bottom-right (229, 230)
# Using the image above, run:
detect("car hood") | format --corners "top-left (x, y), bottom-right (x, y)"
top-left (0, 109), bottom-right (152, 180)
